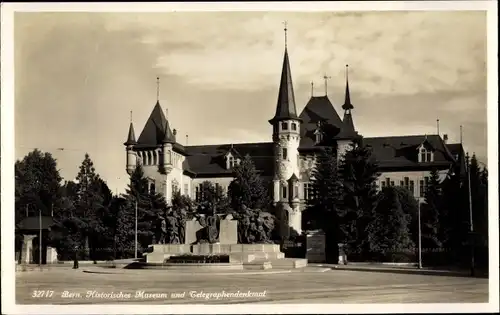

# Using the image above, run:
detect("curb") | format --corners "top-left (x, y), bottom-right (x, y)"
top-left (81, 268), bottom-right (292, 276)
top-left (331, 266), bottom-right (488, 278)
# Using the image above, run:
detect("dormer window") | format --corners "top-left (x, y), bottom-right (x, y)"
top-left (291, 123), bottom-right (297, 131)
top-left (228, 156), bottom-right (235, 169)
top-left (418, 146), bottom-right (434, 163)
top-left (281, 122), bottom-right (288, 130)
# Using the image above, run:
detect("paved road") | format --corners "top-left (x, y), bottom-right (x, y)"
top-left (16, 267), bottom-right (488, 304)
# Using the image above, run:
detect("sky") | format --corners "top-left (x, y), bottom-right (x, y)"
top-left (14, 11), bottom-right (488, 194)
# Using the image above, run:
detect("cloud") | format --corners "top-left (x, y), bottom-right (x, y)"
top-left (101, 11), bottom-right (486, 95)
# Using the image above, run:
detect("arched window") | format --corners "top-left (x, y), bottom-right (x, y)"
top-left (291, 122), bottom-right (297, 131)
top-left (281, 122), bottom-right (288, 130)
top-left (314, 130), bottom-right (323, 144)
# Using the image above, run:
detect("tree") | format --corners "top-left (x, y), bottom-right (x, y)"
top-left (124, 165), bottom-right (168, 250)
top-left (72, 153), bottom-right (108, 260)
top-left (370, 186), bottom-right (414, 262)
top-left (421, 168), bottom-right (443, 251)
top-left (338, 140), bottom-right (381, 258)
top-left (111, 196), bottom-right (136, 259)
top-left (228, 154), bottom-right (269, 211)
top-left (15, 149), bottom-right (62, 224)
top-left (306, 147), bottom-right (343, 262)
top-left (197, 181), bottom-right (230, 215)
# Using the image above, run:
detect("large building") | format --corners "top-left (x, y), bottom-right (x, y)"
top-left (123, 33), bottom-right (465, 238)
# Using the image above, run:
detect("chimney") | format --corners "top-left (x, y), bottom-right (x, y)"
top-left (443, 134), bottom-right (448, 144)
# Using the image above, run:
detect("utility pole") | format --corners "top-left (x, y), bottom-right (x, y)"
top-left (466, 153), bottom-right (475, 276)
top-left (39, 207), bottom-right (42, 268)
top-left (135, 197), bottom-right (138, 259)
top-left (417, 199), bottom-right (422, 269)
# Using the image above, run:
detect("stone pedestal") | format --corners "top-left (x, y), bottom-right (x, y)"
top-left (21, 235), bottom-right (36, 265)
top-left (219, 215), bottom-right (238, 245)
top-left (46, 247), bottom-right (58, 264)
top-left (306, 230), bottom-right (326, 263)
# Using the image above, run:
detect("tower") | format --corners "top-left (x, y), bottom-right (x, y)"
top-left (269, 22), bottom-right (303, 237)
top-left (124, 111), bottom-right (137, 175)
top-left (337, 65), bottom-right (358, 160)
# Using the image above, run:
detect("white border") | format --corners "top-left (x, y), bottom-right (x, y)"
top-left (1, 1), bottom-right (498, 314)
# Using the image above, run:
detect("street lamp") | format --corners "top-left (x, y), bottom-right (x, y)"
top-left (466, 153), bottom-right (475, 277)
top-left (135, 196), bottom-right (138, 259)
top-left (417, 198), bottom-right (422, 269)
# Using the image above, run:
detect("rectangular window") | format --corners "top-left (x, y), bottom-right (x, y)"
top-left (228, 156), bottom-right (235, 169)
top-left (419, 180), bottom-right (425, 197)
top-left (385, 178), bottom-right (391, 187)
top-left (184, 184), bottom-right (189, 196)
top-left (150, 182), bottom-right (156, 195)
top-left (281, 122), bottom-right (288, 130)
top-left (426, 152), bottom-right (432, 162)
top-left (390, 181), bottom-right (395, 186)
top-left (409, 180), bottom-right (415, 196)
top-left (403, 177), bottom-right (410, 191)
top-left (195, 186), bottom-right (200, 201)
top-left (291, 123), bottom-right (297, 131)
top-left (293, 185), bottom-right (299, 199)
top-left (400, 180), bottom-right (404, 187)
top-left (381, 181), bottom-right (386, 188)
top-left (282, 186), bottom-right (287, 199)
top-left (282, 148), bottom-right (288, 160)
top-left (303, 183), bottom-right (310, 200)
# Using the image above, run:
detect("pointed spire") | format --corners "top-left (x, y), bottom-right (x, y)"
top-left (338, 65), bottom-right (356, 139)
top-left (156, 76), bottom-right (160, 101)
top-left (342, 65), bottom-right (353, 111)
top-left (283, 21), bottom-right (288, 49)
top-left (269, 22), bottom-right (300, 124)
top-left (311, 81), bottom-right (314, 97)
top-left (124, 110), bottom-right (137, 146)
top-left (323, 73), bottom-right (331, 96)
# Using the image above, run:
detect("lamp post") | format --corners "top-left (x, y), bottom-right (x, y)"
top-left (466, 153), bottom-right (475, 277)
top-left (135, 196), bottom-right (138, 259)
top-left (417, 198), bottom-right (422, 269)
top-left (39, 207), bottom-right (42, 268)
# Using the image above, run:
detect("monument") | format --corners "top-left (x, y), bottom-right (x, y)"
top-left (140, 212), bottom-right (308, 270)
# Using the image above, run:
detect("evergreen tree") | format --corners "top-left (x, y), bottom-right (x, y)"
top-left (112, 196), bottom-right (136, 258)
top-left (306, 147), bottom-right (343, 261)
top-left (421, 168), bottom-right (443, 250)
top-left (338, 140), bottom-right (381, 257)
top-left (394, 186), bottom-right (420, 254)
top-left (371, 186), bottom-right (414, 261)
top-left (228, 154), bottom-right (269, 211)
top-left (124, 165), bottom-right (168, 251)
top-left (73, 153), bottom-right (107, 260)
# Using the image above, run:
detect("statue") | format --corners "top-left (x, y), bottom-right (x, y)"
top-left (158, 217), bottom-right (167, 244)
top-left (195, 215), bottom-right (220, 244)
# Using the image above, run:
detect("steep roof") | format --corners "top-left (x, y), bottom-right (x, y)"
top-left (298, 96), bottom-right (344, 148)
top-left (363, 134), bottom-right (456, 171)
top-left (269, 49), bottom-right (300, 123)
top-left (124, 122), bottom-right (137, 146)
top-left (184, 142), bottom-right (274, 177)
top-left (136, 101), bottom-right (176, 147)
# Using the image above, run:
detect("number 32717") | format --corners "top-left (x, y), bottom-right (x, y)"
top-left (32, 290), bottom-right (54, 298)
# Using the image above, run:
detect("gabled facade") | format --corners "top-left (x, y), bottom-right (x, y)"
top-left (123, 32), bottom-right (463, 238)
